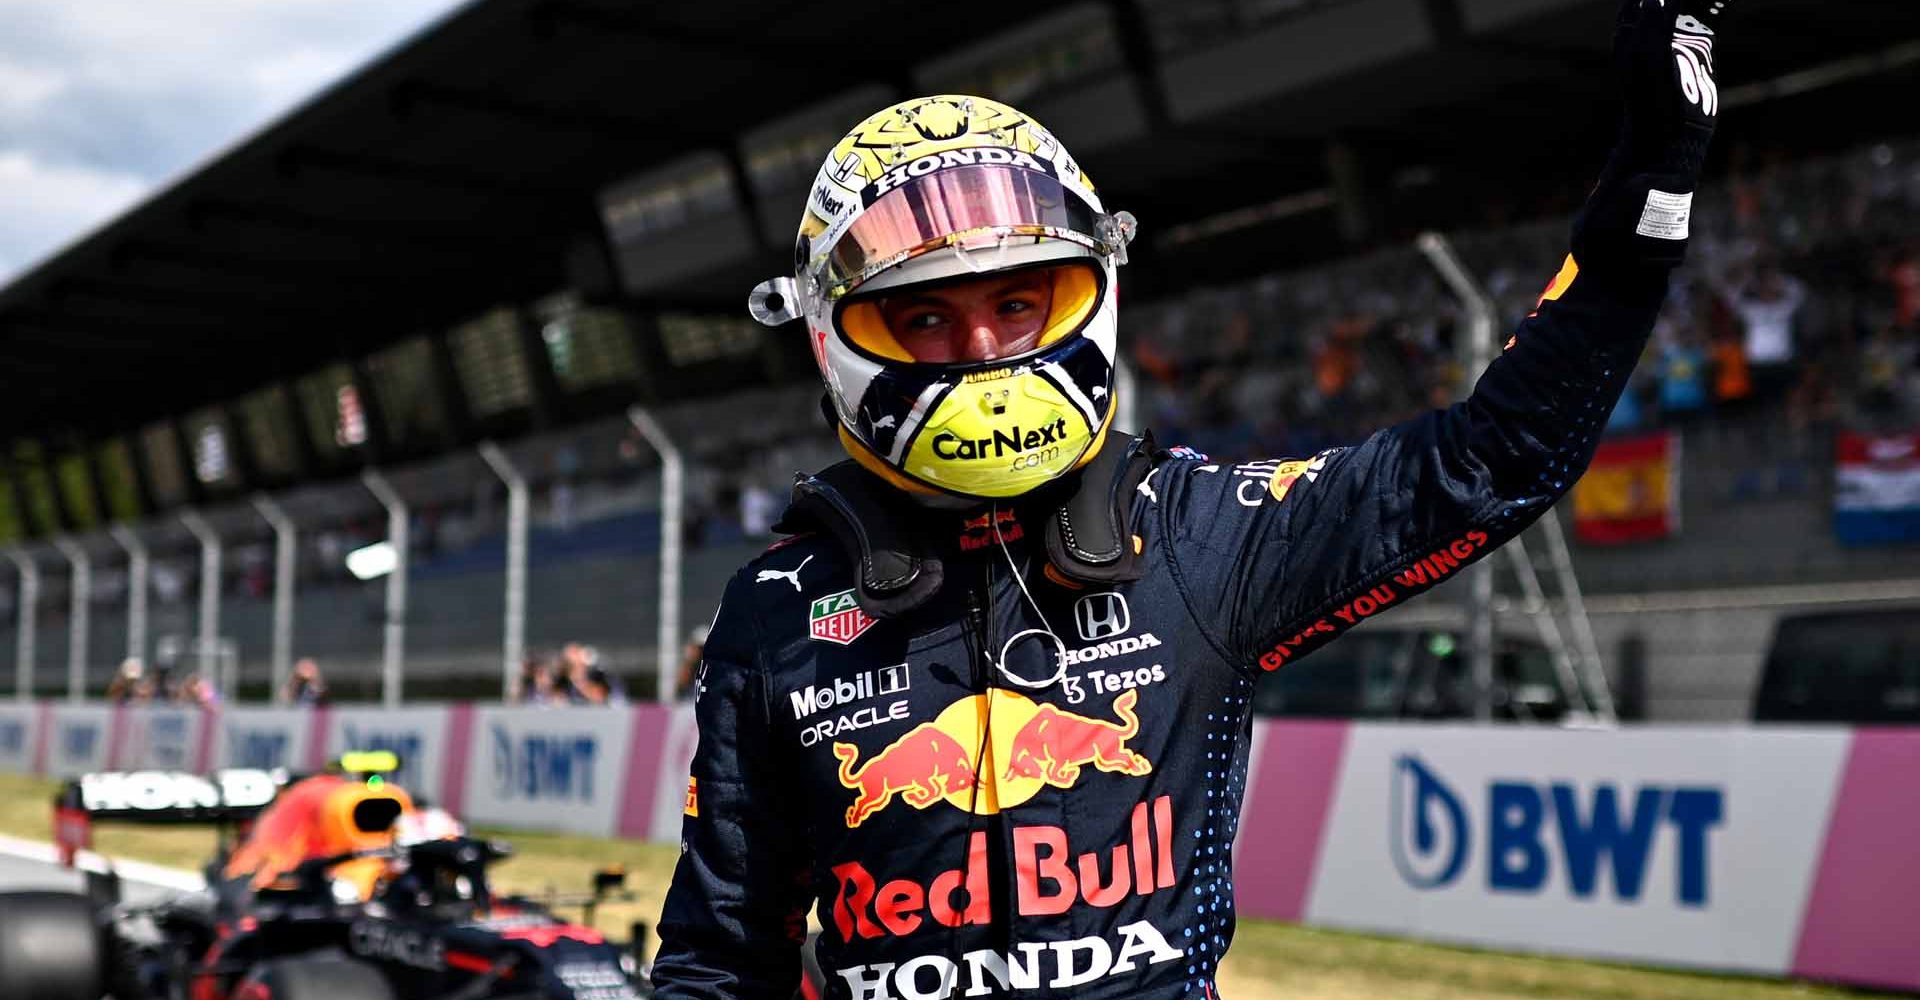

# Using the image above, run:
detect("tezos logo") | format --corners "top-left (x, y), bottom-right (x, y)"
top-left (1388, 754), bottom-right (1725, 906)
top-left (1074, 592), bottom-right (1130, 641)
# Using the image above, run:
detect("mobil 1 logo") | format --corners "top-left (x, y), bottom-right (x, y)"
top-left (793, 664), bottom-right (913, 748)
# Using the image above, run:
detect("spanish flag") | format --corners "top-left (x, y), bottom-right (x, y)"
top-left (1572, 430), bottom-right (1679, 544)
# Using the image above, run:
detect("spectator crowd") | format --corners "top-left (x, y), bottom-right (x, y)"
top-left (6, 136), bottom-right (1916, 704)
top-left (1123, 138), bottom-right (1920, 469)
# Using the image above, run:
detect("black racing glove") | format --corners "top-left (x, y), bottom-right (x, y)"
top-left (1572, 0), bottom-right (1733, 271)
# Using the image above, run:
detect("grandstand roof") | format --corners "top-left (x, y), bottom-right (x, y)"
top-left (3, 0), bottom-right (1913, 445)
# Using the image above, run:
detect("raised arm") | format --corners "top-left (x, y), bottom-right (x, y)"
top-left (1158, 0), bottom-right (1730, 670)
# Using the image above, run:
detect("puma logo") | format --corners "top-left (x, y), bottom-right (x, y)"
top-left (755, 554), bottom-right (814, 592)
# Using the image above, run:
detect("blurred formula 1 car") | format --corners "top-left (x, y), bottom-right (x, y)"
top-left (1, 752), bottom-right (648, 1000)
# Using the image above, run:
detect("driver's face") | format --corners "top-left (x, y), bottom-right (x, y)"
top-left (879, 269), bottom-right (1056, 363)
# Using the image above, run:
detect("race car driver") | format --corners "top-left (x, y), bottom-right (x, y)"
top-left (654, 2), bottom-right (1731, 998)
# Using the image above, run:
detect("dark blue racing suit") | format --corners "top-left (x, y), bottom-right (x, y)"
top-left (652, 251), bottom-right (1673, 1000)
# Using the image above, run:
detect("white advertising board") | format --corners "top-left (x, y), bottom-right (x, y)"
top-left (216, 707), bottom-right (318, 772)
top-left (0, 703), bottom-right (38, 772)
top-left (1303, 724), bottom-right (1851, 974)
top-left (114, 706), bottom-right (205, 771)
top-left (322, 706), bottom-right (454, 803)
top-left (44, 704), bottom-right (114, 777)
top-left (463, 706), bottom-right (636, 837)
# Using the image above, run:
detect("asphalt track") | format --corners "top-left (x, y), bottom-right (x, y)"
top-left (0, 833), bottom-right (199, 905)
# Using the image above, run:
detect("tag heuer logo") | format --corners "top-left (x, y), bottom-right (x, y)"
top-left (809, 589), bottom-right (876, 645)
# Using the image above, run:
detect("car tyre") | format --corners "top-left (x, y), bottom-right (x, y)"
top-left (0, 891), bottom-right (106, 1000)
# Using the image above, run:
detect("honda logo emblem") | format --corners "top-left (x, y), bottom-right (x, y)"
top-left (1074, 592), bottom-right (1131, 642)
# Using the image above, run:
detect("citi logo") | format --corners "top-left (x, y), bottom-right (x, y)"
top-left (1074, 592), bottom-right (1130, 641)
top-left (1389, 754), bottom-right (1725, 906)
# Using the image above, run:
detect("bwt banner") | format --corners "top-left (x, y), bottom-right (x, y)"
top-left (462, 706), bottom-right (638, 837)
top-left (0, 704), bottom-right (1913, 992)
top-left (1233, 721), bottom-right (1920, 993)
top-left (113, 706), bottom-right (213, 772)
top-left (1308, 727), bottom-right (1842, 972)
top-left (0, 703), bottom-right (40, 773)
top-left (217, 707), bottom-right (320, 772)
top-left (43, 704), bottom-right (115, 778)
top-left (322, 706), bottom-right (457, 806)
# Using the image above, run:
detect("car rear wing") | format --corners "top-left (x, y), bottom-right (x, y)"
top-left (53, 768), bottom-right (288, 866)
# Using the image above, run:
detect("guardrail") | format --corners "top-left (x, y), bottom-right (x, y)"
top-left (0, 701), bottom-right (1910, 993)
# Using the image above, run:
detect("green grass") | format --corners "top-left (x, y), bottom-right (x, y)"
top-left (0, 773), bottom-right (1870, 999)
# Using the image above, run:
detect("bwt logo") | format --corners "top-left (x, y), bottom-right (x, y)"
top-left (149, 715), bottom-right (190, 768)
top-left (62, 724), bottom-right (98, 762)
top-left (490, 726), bottom-right (597, 802)
top-left (344, 725), bottom-right (422, 785)
top-left (228, 730), bottom-right (289, 770)
top-left (1390, 754), bottom-right (1724, 906)
top-left (0, 721), bottom-right (23, 756)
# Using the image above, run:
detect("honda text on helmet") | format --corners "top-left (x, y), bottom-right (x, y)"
top-left (750, 95), bottom-right (1138, 502)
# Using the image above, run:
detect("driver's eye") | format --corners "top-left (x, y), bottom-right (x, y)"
top-left (903, 312), bottom-right (947, 331)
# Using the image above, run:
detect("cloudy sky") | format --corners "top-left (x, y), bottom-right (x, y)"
top-left (0, 0), bottom-right (469, 284)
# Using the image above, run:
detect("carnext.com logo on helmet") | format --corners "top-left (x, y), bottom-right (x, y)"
top-left (1388, 754), bottom-right (1725, 906)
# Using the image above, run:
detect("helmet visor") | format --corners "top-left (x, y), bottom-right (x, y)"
top-left (821, 164), bottom-right (1103, 299)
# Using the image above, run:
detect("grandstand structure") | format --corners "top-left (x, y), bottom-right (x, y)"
top-left (1, 0), bottom-right (1916, 716)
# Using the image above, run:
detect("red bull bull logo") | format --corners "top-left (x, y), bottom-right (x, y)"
top-left (833, 725), bottom-right (980, 828)
top-left (1002, 689), bottom-right (1151, 787)
top-left (957, 508), bottom-right (1024, 551)
top-left (833, 690), bottom-right (1151, 828)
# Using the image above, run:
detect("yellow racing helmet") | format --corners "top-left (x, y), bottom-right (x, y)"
top-left (749, 95), bottom-right (1137, 502)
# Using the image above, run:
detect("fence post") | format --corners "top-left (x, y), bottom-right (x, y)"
top-left (179, 511), bottom-right (224, 697)
top-left (5, 548), bottom-right (39, 702)
top-left (51, 538), bottom-right (90, 703)
top-left (108, 525), bottom-right (148, 668)
top-left (1418, 232), bottom-right (1498, 723)
top-left (627, 406), bottom-right (682, 702)
top-left (251, 495), bottom-right (298, 705)
top-left (478, 442), bottom-right (528, 703)
top-left (361, 470), bottom-right (409, 708)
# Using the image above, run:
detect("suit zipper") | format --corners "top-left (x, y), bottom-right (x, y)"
top-left (962, 566), bottom-right (1013, 953)
top-left (965, 589), bottom-right (989, 691)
